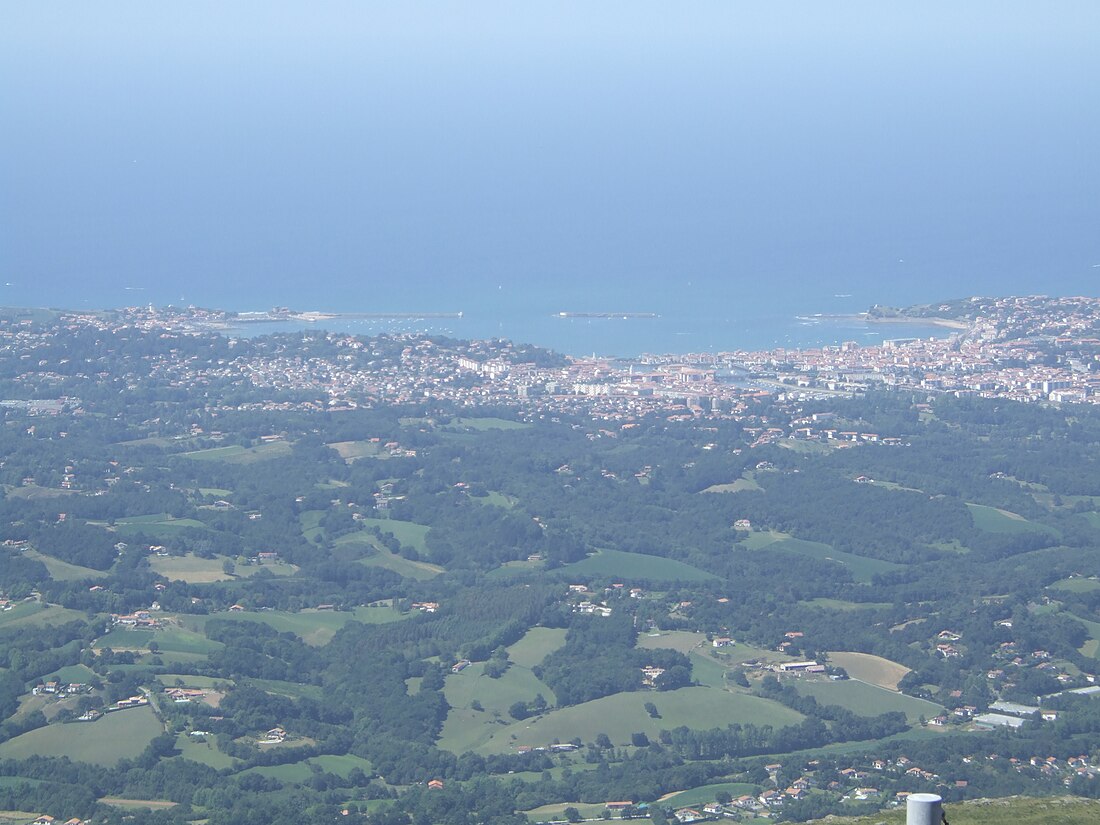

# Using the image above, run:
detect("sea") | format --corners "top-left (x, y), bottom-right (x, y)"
top-left (3, 4), bottom-right (1099, 357)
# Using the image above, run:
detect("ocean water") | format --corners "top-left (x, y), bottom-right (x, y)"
top-left (2, 3), bottom-right (1099, 356)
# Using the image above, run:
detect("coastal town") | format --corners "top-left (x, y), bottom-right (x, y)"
top-left (3, 296), bottom-right (1100, 431)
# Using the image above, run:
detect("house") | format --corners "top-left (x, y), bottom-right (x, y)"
top-left (427, 779), bottom-right (444, 790)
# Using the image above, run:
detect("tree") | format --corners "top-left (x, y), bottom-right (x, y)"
top-left (564, 807), bottom-right (581, 823)
top-left (644, 701), bottom-right (659, 718)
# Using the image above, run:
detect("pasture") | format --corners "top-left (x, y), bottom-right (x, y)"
top-left (439, 661), bottom-right (559, 754)
top-left (827, 652), bottom-right (911, 691)
top-left (149, 553), bottom-right (298, 583)
top-left (357, 517), bottom-right (430, 553)
top-left (23, 549), bottom-right (106, 581)
top-left (0, 602), bottom-right (87, 630)
top-left (327, 440), bottom-right (386, 462)
top-left (239, 754), bottom-right (373, 782)
top-left (0, 706), bottom-right (161, 766)
top-left (1048, 577), bottom-right (1100, 594)
top-left (181, 441), bottom-right (293, 464)
top-left (446, 417), bottom-right (530, 431)
top-left (110, 514), bottom-right (210, 539)
top-left (507, 627), bottom-right (568, 668)
top-left (701, 474), bottom-right (761, 494)
top-left (966, 503), bottom-right (1053, 534)
top-left (190, 605), bottom-right (406, 646)
top-left (637, 630), bottom-right (707, 655)
top-left (739, 532), bottom-right (900, 583)
top-left (562, 549), bottom-right (716, 583)
top-left (467, 686), bottom-right (804, 755)
top-left (802, 598), bottom-right (891, 611)
top-left (1069, 613), bottom-right (1100, 658)
top-left (793, 677), bottom-right (942, 723)
top-left (175, 733), bottom-right (238, 769)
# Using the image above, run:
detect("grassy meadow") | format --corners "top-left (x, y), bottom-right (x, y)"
top-left (0, 706), bottom-right (161, 766)
top-left (793, 677), bottom-right (942, 723)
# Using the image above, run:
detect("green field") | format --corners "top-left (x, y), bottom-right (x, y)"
top-left (175, 732), bottom-right (238, 769)
top-left (0, 706), bottom-right (161, 766)
top-left (1069, 613), bottom-right (1100, 658)
top-left (637, 631), bottom-right (707, 655)
top-left (327, 440), bottom-right (386, 461)
top-left (659, 782), bottom-right (760, 808)
top-left (110, 513), bottom-right (210, 539)
top-left (1049, 577), bottom-right (1100, 594)
top-left (802, 598), bottom-right (892, 611)
top-left (447, 417), bottom-right (531, 431)
top-left (247, 678), bottom-right (325, 701)
top-left (701, 475), bottom-right (761, 494)
top-left (23, 549), bottom-right (107, 581)
top-left (94, 628), bottom-right (154, 650)
top-left (188, 605), bottom-right (405, 646)
top-left (154, 625), bottom-right (225, 655)
top-left (240, 754), bottom-right (373, 782)
top-left (0, 602), bottom-right (88, 630)
top-left (45, 664), bottom-right (97, 684)
top-left (507, 627), bottom-right (568, 668)
top-left (439, 660), bottom-right (559, 753)
top-left (357, 517), bottom-right (430, 553)
top-left (94, 624), bottom-right (225, 657)
top-left (340, 531), bottom-right (443, 580)
top-left (739, 532), bottom-right (900, 583)
top-left (793, 678), bottom-right (942, 723)
top-left (181, 441), bottom-right (293, 463)
top-left (562, 549), bottom-right (716, 583)
top-left (149, 553), bottom-right (299, 583)
top-left (967, 503), bottom-right (1054, 534)
top-left (460, 686), bottom-right (803, 755)
top-left (157, 674), bottom-right (233, 689)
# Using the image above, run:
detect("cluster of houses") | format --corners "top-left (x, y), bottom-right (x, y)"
top-left (109, 610), bottom-right (162, 629)
top-left (164, 687), bottom-right (209, 703)
top-left (31, 680), bottom-right (91, 697)
top-left (25, 816), bottom-right (88, 825)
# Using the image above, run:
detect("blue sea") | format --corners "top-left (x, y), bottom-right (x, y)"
top-left (2, 3), bottom-right (1098, 356)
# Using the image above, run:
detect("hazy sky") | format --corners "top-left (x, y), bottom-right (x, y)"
top-left (2, 2), bottom-right (1098, 312)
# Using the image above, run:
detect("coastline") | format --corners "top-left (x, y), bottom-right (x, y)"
top-left (819, 313), bottom-right (971, 331)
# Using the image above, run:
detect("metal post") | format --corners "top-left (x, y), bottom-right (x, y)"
top-left (906, 793), bottom-right (943, 825)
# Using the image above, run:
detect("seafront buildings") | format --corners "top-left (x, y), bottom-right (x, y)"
top-left (3, 296), bottom-right (1100, 430)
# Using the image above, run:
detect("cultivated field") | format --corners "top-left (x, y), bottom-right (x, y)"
top-left (110, 513), bottom-right (210, 539)
top-left (828, 652), bottom-right (911, 690)
top-left (793, 677), bottom-right (942, 723)
top-left (563, 549), bottom-right (716, 583)
top-left (0, 706), bottom-right (161, 766)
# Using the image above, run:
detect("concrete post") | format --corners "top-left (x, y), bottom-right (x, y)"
top-left (906, 793), bottom-right (943, 825)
